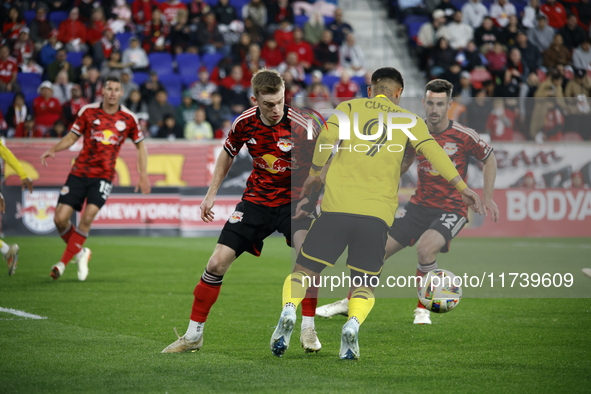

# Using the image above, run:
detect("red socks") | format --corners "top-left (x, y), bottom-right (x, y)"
top-left (190, 270), bottom-right (224, 322)
top-left (60, 228), bottom-right (87, 266)
top-left (301, 286), bottom-right (319, 317)
top-left (60, 224), bottom-right (75, 244)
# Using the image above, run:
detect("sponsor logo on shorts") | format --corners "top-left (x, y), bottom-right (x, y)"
top-left (229, 211), bottom-right (244, 223)
top-left (60, 186), bottom-right (69, 195)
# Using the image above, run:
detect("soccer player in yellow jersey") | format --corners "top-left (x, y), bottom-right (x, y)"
top-left (0, 140), bottom-right (34, 275)
top-left (270, 67), bottom-right (483, 360)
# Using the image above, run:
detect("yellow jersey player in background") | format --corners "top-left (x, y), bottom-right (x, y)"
top-left (0, 140), bottom-right (34, 275)
top-left (270, 67), bottom-right (483, 360)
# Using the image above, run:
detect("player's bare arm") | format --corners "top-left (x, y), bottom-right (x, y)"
top-left (200, 150), bottom-right (234, 222)
top-left (134, 140), bottom-right (151, 194)
top-left (40, 131), bottom-right (80, 166)
top-left (482, 152), bottom-right (499, 222)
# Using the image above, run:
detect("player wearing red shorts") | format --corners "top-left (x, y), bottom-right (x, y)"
top-left (41, 75), bottom-right (151, 281)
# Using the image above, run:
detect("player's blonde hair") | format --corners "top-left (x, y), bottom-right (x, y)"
top-left (251, 69), bottom-right (285, 98)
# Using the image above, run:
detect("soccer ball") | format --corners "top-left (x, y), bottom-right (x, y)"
top-left (417, 269), bottom-right (462, 313)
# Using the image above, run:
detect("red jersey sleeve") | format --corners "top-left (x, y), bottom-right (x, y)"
top-left (122, 107), bottom-right (145, 143)
top-left (224, 117), bottom-right (249, 158)
top-left (464, 126), bottom-right (493, 162)
top-left (70, 106), bottom-right (89, 137)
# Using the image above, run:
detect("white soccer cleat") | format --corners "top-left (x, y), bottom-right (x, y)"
top-left (161, 329), bottom-right (203, 353)
top-left (50, 262), bottom-right (66, 280)
top-left (413, 307), bottom-right (432, 324)
top-left (340, 318), bottom-right (360, 360)
top-left (76, 248), bottom-right (92, 281)
top-left (315, 298), bottom-right (349, 318)
top-left (270, 308), bottom-right (296, 357)
top-left (300, 327), bottom-right (322, 353)
top-left (6, 244), bottom-right (19, 276)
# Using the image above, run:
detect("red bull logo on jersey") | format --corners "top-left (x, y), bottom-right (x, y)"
top-left (277, 138), bottom-right (293, 152)
top-left (15, 190), bottom-right (59, 234)
top-left (92, 129), bottom-right (122, 145)
top-left (253, 154), bottom-right (297, 174)
top-left (228, 210), bottom-right (244, 224)
top-left (443, 142), bottom-right (458, 155)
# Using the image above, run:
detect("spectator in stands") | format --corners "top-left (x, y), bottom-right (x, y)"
top-left (244, 43), bottom-right (265, 78)
top-left (77, 0), bottom-right (99, 22)
top-left (48, 119), bottom-right (67, 138)
top-left (176, 91), bottom-right (199, 129)
top-left (417, 10), bottom-right (449, 70)
top-left (446, 10), bottom-right (474, 50)
top-left (462, 0), bottom-right (489, 29)
top-left (328, 8), bottom-right (353, 46)
top-left (157, 114), bottom-right (185, 140)
top-left (21, 55), bottom-right (45, 75)
top-left (458, 71), bottom-right (474, 105)
top-left (243, 16), bottom-right (266, 45)
top-left (429, 37), bottom-right (456, 77)
top-left (573, 38), bottom-right (591, 70)
top-left (339, 33), bottom-right (366, 77)
top-left (435, 0), bottom-right (458, 19)
top-left (219, 64), bottom-right (250, 114)
top-left (62, 83), bottom-right (88, 128)
top-left (140, 70), bottom-right (165, 104)
top-left (398, 0), bottom-right (430, 20)
top-left (12, 28), bottom-right (35, 68)
top-left (82, 67), bottom-right (104, 102)
top-left (543, 34), bottom-right (571, 69)
top-left (47, 48), bottom-right (75, 83)
top-left (184, 107), bottom-right (213, 140)
top-left (490, 0), bottom-right (516, 27)
top-left (261, 38), bottom-right (284, 68)
top-left (118, 70), bottom-right (137, 103)
top-left (506, 46), bottom-right (529, 83)
top-left (205, 90), bottom-right (232, 131)
top-left (160, 0), bottom-right (188, 25)
top-left (143, 8), bottom-right (170, 52)
top-left (486, 42), bottom-right (508, 76)
top-left (487, 98), bottom-right (516, 140)
top-left (232, 32), bottom-right (253, 63)
top-left (268, 0), bottom-right (293, 31)
top-left (273, 20), bottom-right (295, 50)
top-left (441, 63), bottom-right (463, 92)
top-left (313, 29), bottom-right (340, 75)
top-left (33, 81), bottom-right (62, 137)
top-left (304, 12), bottom-right (325, 45)
top-left (242, 0), bottom-right (267, 29)
top-left (125, 89), bottom-right (149, 126)
top-left (474, 16), bottom-right (500, 54)
top-left (214, 119), bottom-right (232, 139)
top-left (132, 0), bottom-right (159, 29)
top-left (575, 0), bottom-right (591, 31)
top-left (170, 10), bottom-right (193, 54)
top-left (332, 70), bottom-right (359, 104)
top-left (148, 89), bottom-right (176, 135)
top-left (74, 54), bottom-right (94, 84)
top-left (29, 5), bottom-right (55, 51)
top-left (109, 0), bottom-right (134, 33)
top-left (282, 71), bottom-right (304, 105)
top-left (514, 31), bottom-right (541, 74)
top-left (541, 99), bottom-right (565, 141)
top-left (122, 36), bottom-right (150, 72)
top-left (277, 52), bottom-right (305, 84)
top-left (5, 93), bottom-right (30, 137)
top-left (559, 14), bottom-right (586, 51)
top-left (53, 70), bottom-right (73, 105)
top-left (466, 89), bottom-right (492, 132)
top-left (190, 67), bottom-right (217, 106)
top-left (531, 67), bottom-right (566, 138)
top-left (522, 0), bottom-right (541, 29)
top-left (100, 51), bottom-right (133, 79)
top-left (213, 0), bottom-right (236, 26)
top-left (0, 45), bottom-right (18, 93)
top-left (195, 12), bottom-right (226, 55)
top-left (38, 30), bottom-right (62, 69)
top-left (286, 27), bottom-right (313, 71)
top-left (58, 7), bottom-right (88, 53)
top-left (2, 6), bottom-right (25, 41)
top-left (15, 114), bottom-right (36, 138)
top-left (540, 0), bottom-right (567, 30)
top-left (87, 7), bottom-right (107, 48)
top-left (528, 14), bottom-right (555, 52)
top-left (500, 15), bottom-right (521, 47)
top-left (564, 68), bottom-right (591, 112)
top-left (456, 40), bottom-right (486, 70)
top-left (495, 68), bottom-right (522, 97)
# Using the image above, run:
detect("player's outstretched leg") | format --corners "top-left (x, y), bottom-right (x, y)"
top-left (316, 298), bottom-right (350, 318)
top-left (271, 305), bottom-right (297, 357)
top-left (300, 286), bottom-right (321, 353)
top-left (340, 318), bottom-right (360, 360)
top-left (413, 261), bottom-right (437, 325)
top-left (2, 241), bottom-right (19, 276)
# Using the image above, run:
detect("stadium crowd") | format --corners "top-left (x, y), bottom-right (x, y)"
top-left (395, 0), bottom-right (591, 141)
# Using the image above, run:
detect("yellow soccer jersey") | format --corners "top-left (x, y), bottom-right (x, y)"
top-left (312, 95), bottom-right (463, 226)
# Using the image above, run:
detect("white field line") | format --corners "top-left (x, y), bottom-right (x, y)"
top-left (0, 307), bottom-right (47, 319)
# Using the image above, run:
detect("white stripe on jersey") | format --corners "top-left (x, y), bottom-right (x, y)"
top-left (453, 121), bottom-right (480, 143)
top-left (287, 109), bottom-right (310, 132)
top-left (232, 107), bottom-right (257, 131)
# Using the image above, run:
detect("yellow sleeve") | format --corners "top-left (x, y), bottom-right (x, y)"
top-left (310, 101), bottom-right (350, 176)
top-left (410, 119), bottom-right (465, 191)
top-left (0, 142), bottom-right (29, 180)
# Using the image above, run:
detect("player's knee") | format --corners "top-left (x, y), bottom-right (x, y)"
top-left (206, 255), bottom-right (231, 276)
top-left (417, 244), bottom-right (438, 265)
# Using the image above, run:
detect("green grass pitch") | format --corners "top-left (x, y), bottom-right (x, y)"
top-left (1, 236), bottom-right (590, 393)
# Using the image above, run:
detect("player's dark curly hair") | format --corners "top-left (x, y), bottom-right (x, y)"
top-left (425, 79), bottom-right (453, 98)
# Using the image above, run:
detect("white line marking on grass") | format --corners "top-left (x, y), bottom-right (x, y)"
top-left (512, 242), bottom-right (591, 249)
top-left (0, 307), bottom-right (47, 319)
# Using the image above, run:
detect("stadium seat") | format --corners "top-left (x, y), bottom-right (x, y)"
top-left (322, 75), bottom-right (340, 89)
top-left (24, 10), bottom-right (36, 24)
top-left (304, 73), bottom-right (312, 86)
top-left (48, 11), bottom-right (69, 27)
top-left (159, 74), bottom-right (183, 97)
top-left (403, 15), bottom-right (429, 25)
top-left (295, 15), bottom-right (309, 28)
top-left (168, 95), bottom-right (182, 107)
top-left (148, 53), bottom-right (174, 75)
top-left (0, 93), bottom-right (15, 116)
top-left (324, 17), bottom-right (335, 25)
top-left (201, 53), bottom-right (224, 73)
top-left (66, 52), bottom-right (83, 68)
top-left (181, 74), bottom-right (198, 88)
top-left (17, 73), bottom-right (42, 96)
top-left (351, 75), bottom-right (366, 88)
top-left (406, 21), bottom-right (424, 45)
top-left (116, 32), bottom-right (133, 51)
top-left (230, 0), bottom-right (250, 11)
top-left (204, 0), bottom-right (219, 5)
top-left (563, 132), bottom-right (584, 141)
top-left (176, 53), bottom-right (201, 76)
top-left (133, 72), bottom-right (150, 86)
top-left (24, 92), bottom-right (37, 109)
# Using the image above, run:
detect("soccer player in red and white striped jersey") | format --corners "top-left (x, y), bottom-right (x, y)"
top-left (41, 75), bottom-right (150, 281)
